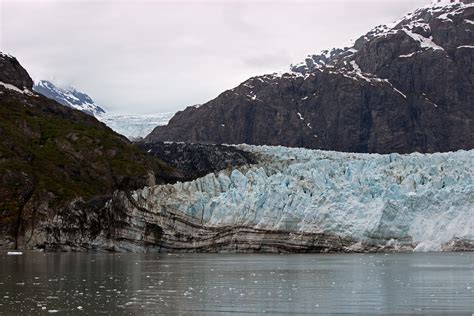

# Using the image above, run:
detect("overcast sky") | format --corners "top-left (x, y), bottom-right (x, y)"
top-left (1, 0), bottom-right (429, 114)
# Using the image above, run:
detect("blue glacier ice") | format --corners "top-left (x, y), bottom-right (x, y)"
top-left (133, 145), bottom-right (473, 252)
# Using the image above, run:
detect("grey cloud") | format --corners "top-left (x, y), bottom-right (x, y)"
top-left (1, 0), bottom-right (429, 114)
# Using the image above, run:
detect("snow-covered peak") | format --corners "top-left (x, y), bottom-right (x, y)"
top-left (33, 80), bottom-right (106, 117)
top-left (429, 0), bottom-right (473, 8)
top-left (288, 1), bottom-right (472, 77)
top-left (0, 52), bottom-right (14, 59)
top-left (396, 0), bottom-right (472, 26)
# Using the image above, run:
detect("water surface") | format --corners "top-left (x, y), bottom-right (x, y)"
top-left (0, 252), bottom-right (473, 314)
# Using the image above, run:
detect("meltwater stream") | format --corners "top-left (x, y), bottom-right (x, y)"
top-left (0, 252), bottom-right (473, 314)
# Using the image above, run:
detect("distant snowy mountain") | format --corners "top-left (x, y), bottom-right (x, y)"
top-left (99, 112), bottom-right (174, 140)
top-left (33, 80), bottom-right (173, 139)
top-left (33, 80), bottom-right (106, 116)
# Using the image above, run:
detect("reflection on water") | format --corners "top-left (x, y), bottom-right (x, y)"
top-left (0, 252), bottom-right (473, 314)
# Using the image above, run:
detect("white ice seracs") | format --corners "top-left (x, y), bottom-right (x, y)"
top-left (98, 112), bottom-right (174, 140)
top-left (134, 145), bottom-right (474, 252)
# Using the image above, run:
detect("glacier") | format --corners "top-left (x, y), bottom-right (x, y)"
top-left (131, 145), bottom-right (473, 252)
top-left (98, 112), bottom-right (174, 139)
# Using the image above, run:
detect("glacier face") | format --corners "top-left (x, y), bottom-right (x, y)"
top-left (133, 145), bottom-right (474, 252)
top-left (98, 112), bottom-right (174, 139)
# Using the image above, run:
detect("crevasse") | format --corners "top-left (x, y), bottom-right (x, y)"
top-left (133, 145), bottom-right (474, 252)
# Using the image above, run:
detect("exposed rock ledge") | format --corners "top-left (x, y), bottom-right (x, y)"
top-left (32, 145), bottom-right (474, 253)
top-left (137, 141), bottom-right (257, 180)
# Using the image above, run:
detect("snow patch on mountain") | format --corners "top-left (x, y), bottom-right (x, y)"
top-left (288, 1), bottom-right (471, 78)
top-left (33, 80), bottom-right (106, 116)
top-left (133, 145), bottom-right (474, 252)
top-left (402, 30), bottom-right (444, 51)
top-left (0, 81), bottom-right (35, 95)
top-left (259, 2), bottom-right (474, 104)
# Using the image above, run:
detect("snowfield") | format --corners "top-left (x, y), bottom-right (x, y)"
top-left (99, 112), bottom-right (174, 139)
top-left (134, 145), bottom-right (474, 252)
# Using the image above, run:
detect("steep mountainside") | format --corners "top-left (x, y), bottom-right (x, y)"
top-left (34, 80), bottom-right (106, 116)
top-left (147, 2), bottom-right (474, 154)
top-left (0, 53), bottom-right (183, 249)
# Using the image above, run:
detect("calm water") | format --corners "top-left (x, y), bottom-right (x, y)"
top-left (0, 252), bottom-right (473, 315)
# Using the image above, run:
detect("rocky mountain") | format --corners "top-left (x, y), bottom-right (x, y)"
top-left (0, 53), bottom-right (34, 90)
top-left (147, 2), bottom-right (474, 154)
top-left (0, 52), bottom-right (186, 249)
top-left (33, 80), bottom-right (106, 116)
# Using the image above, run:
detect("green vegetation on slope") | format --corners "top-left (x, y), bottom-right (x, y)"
top-left (0, 90), bottom-right (181, 244)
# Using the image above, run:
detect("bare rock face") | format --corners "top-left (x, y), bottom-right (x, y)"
top-left (147, 3), bottom-right (474, 154)
top-left (39, 190), bottom-right (416, 254)
top-left (41, 192), bottom-right (361, 253)
top-left (137, 142), bottom-right (257, 180)
top-left (0, 53), bottom-right (33, 90)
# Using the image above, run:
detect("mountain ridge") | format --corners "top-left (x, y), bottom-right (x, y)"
top-left (33, 80), bottom-right (106, 116)
top-left (147, 2), bottom-right (474, 154)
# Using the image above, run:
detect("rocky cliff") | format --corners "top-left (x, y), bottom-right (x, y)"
top-left (0, 53), bottom-right (33, 90)
top-left (147, 2), bottom-right (474, 154)
top-left (137, 142), bottom-right (257, 180)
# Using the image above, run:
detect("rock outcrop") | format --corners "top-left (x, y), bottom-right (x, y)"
top-left (0, 53), bottom-right (33, 90)
top-left (147, 3), bottom-right (474, 154)
top-left (137, 142), bottom-right (257, 180)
